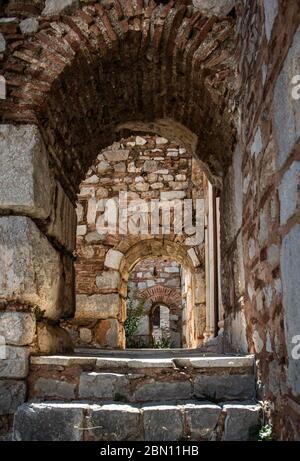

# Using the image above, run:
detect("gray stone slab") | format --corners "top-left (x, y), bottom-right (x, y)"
top-left (0, 216), bottom-right (63, 320)
top-left (88, 403), bottom-right (142, 441)
top-left (194, 373), bottom-right (255, 401)
top-left (279, 161), bottom-right (300, 225)
top-left (281, 224), bottom-right (300, 396)
top-left (0, 346), bottom-right (29, 379)
top-left (0, 33), bottom-right (6, 52)
top-left (263, 0), bottom-right (278, 41)
top-left (274, 26), bottom-right (300, 168)
top-left (46, 181), bottom-right (77, 252)
top-left (0, 125), bottom-right (52, 219)
top-left (79, 372), bottom-right (128, 400)
top-left (0, 380), bottom-right (26, 415)
top-left (34, 378), bottom-right (76, 400)
top-left (222, 403), bottom-right (261, 441)
top-left (184, 402), bottom-right (222, 441)
top-left (134, 381), bottom-right (192, 403)
top-left (13, 403), bottom-right (86, 441)
top-left (143, 404), bottom-right (183, 441)
top-left (0, 312), bottom-right (36, 346)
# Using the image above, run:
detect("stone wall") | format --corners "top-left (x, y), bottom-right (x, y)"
top-left (0, 125), bottom-right (75, 439)
top-left (221, 0), bottom-right (300, 440)
top-left (64, 135), bottom-right (206, 349)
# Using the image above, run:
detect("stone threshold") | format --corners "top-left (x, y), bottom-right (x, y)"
top-left (31, 353), bottom-right (255, 369)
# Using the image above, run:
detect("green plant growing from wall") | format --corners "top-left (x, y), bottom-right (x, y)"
top-left (258, 424), bottom-right (273, 441)
top-left (33, 306), bottom-right (46, 322)
top-left (125, 295), bottom-right (145, 348)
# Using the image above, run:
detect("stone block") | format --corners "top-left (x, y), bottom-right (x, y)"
top-left (103, 150), bottom-right (129, 162)
top-left (274, 26), bottom-right (300, 168)
top-left (79, 328), bottom-right (92, 343)
top-left (0, 380), bottom-right (26, 416)
top-left (156, 137), bottom-right (168, 145)
top-left (0, 216), bottom-right (63, 320)
top-left (143, 405), bottom-right (183, 441)
top-left (85, 231), bottom-right (105, 243)
top-left (96, 271), bottom-right (120, 290)
top-left (252, 329), bottom-right (264, 354)
top-left (222, 403), bottom-right (261, 441)
top-left (104, 249), bottom-right (124, 270)
top-left (225, 310), bottom-right (248, 354)
top-left (97, 160), bottom-right (111, 173)
top-left (160, 191), bottom-right (186, 200)
top-left (76, 294), bottom-right (120, 319)
top-left (187, 248), bottom-right (200, 267)
top-left (34, 378), bottom-right (76, 400)
top-left (263, 0), bottom-right (278, 41)
top-left (0, 125), bottom-right (52, 219)
top-left (136, 316), bottom-right (149, 336)
top-left (0, 346), bottom-right (29, 379)
top-left (88, 404), bottom-right (142, 441)
top-left (136, 136), bottom-right (147, 146)
top-left (0, 33), bottom-right (6, 53)
top-left (13, 403), bottom-right (86, 441)
top-left (192, 0), bottom-right (235, 17)
top-left (77, 225), bottom-right (87, 236)
top-left (267, 244), bottom-right (279, 268)
top-left (61, 255), bottom-right (75, 318)
top-left (281, 224), bottom-right (300, 396)
top-left (250, 128), bottom-right (262, 158)
top-left (279, 161), bottom-right (300, 225)
top-left (142, 160), bottom-right (158, 172)
top-left (46, 182), bottom-right (77, 252)
top-left (37, 323), bottom-right (73, 354)
top-left (94, 319), bottom-right (120, 348)
top-left (19, 18), bottom-right (39, 34)
top-left (194, 374), bottom-right (255, 401)
top-left (184, 402), bottom-right (222, 441)
top-left (0, 312), bottom-right (36, 346)
top-left (79, 372), bottom-right (128, 399)
top-left (42, 0), bottom-right (79, 16)
top-left (134, 381), bottom-right (192, 403)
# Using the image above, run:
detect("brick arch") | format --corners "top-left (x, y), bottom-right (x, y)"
top-left (138, 285), bottom-right (182, 310)
top-left (112, 237), bottom-right (200, 348)
top-left (1, 0), bottom-right (236, 197)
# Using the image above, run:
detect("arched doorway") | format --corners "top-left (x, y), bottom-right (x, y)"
top-left (125, 256), bottom-right (184, 349)
top-left (150, 304), bottom-right (171, 348)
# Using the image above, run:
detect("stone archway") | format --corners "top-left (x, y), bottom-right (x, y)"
top-left (116, 238), bottom-right (203, 349)
top-left (0, 1), bottom-right (234, 436)
top-left (139, 285), bottom-right (183, 347)
top-left (0, 1), bottom-right (234, 353)
top-left (1, 0), bottom-right (300, 440)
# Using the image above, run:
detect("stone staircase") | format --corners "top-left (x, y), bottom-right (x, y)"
top-left (12, 351), bottom-right (261, 441)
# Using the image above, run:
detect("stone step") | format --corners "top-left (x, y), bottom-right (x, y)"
top-left (28, 354), bottom-right (256, 403)
top-left (30, 353), bottom-right (255, 371)
top-left (13, 400), bottom-right (261, 442)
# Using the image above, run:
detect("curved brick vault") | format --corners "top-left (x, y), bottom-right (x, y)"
top-left (0, 0), bottom-right (237, 198)
top-left (138, 285), bottom-right (182, 310)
